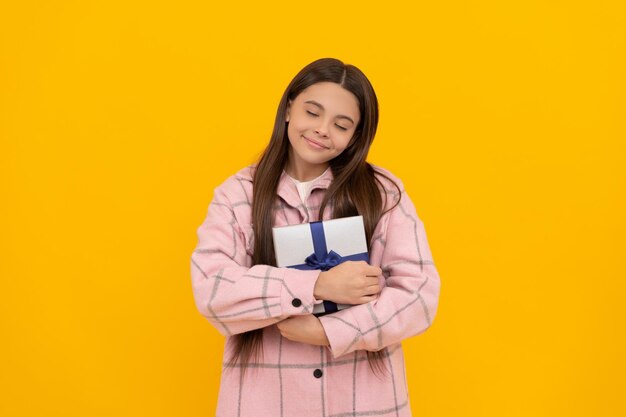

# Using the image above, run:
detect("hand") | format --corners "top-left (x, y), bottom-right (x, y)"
top-left (276, 315), bottom-right (330, 346)
top-left (313, 260), bottom-right (382, 305)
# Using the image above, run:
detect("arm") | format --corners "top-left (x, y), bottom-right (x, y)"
top-left (318, 188), bottom-right (441, 358)
top-left (276, 261), bottom-right (383, 345)
top-left (190, 181), bottom-right (322, 336)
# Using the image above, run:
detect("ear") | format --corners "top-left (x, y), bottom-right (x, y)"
top-left (285, 99), bottom-right (292, 122)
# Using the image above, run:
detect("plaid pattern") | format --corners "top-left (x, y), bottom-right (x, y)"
top-left (191, 165), bottom-right (441, 417)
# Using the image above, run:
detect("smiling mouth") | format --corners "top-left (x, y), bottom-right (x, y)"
top-left (303, 136), bottom-right (329, 149)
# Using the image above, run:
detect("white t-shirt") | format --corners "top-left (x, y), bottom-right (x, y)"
top-left (287, 167), bottom-right (330, 203)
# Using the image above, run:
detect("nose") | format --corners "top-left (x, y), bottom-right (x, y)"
top-left (315, 120), bottom-right (330, 137)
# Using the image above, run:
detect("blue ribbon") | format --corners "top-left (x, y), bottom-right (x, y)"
top-left (304, 250), bottom-right (343, 271)
top-left (288, 221), bottom-right (369, 315)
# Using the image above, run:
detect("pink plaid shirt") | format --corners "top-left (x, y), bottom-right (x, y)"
top-left (191, 164), bottom-right (441, 416)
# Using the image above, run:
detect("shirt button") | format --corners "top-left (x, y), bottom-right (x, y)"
top-left (313, 369), bottom-right (323, 378)
top-left (292, 298), bottom-right (302, 307)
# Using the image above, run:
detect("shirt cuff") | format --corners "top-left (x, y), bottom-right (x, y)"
top-left (280, 268), bottom-right (322, 315)
top-left (318, 308), bottom-right (363, 359)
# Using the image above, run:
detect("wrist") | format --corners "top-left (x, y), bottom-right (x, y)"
top-left (317, 317), bottom-right (330, 346)
top-left (313, 271), bottom-right (328, 300)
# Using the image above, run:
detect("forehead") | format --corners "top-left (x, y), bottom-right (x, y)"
top-left (296, 82), bottom-right (360, 120)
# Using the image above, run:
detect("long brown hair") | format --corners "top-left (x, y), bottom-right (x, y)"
top-left (228, 58), bottom-right (402, 377)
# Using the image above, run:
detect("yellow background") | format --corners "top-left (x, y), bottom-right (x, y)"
top-left (1, 1), bottom-right (624, 416)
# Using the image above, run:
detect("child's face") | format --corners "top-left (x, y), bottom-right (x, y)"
top-left (285, 82), bottom-right (360, 175)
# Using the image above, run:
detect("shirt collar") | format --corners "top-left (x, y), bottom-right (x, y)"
top-left (236, 164), bottom-right (334, 209)
top-left (278, 166), bottom-right (334, 208)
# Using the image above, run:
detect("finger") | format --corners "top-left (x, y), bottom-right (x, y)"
top-left (362, 276), bottom-right (380, 286)
top-left (365, 265), bottom-right (382, 276)
top-left (365, 283), bottom-right (381, 294)
top-left (358, 294), bottom-right (378, 304)
top-left (354, 260), bottom-right (373, 271)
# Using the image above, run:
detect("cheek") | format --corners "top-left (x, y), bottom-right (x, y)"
top-left (335, 135), bottom-right (353, 152)
top-left (286, 124), bottom-right (299, 143)
top-left (287, 117), bottom-right (307, 134)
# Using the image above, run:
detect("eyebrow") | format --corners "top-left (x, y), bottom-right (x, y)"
top-left (304, 100), bottom-right (356, 124)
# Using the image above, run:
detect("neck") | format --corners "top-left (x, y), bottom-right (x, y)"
top-left (285, 151), bottom-right (329, 182)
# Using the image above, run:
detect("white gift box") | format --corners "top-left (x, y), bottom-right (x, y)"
top-left (272, 215), bottom-right (370, 316)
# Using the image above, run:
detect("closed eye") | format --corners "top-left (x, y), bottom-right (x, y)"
top-left (306, 110), bottom-right (348, 130)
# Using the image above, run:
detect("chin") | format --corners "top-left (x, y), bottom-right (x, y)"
top-left (302, 159), bottom-right (330, 167)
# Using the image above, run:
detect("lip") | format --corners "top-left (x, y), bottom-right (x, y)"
top-left (302, 135), bottom-right (330, 150)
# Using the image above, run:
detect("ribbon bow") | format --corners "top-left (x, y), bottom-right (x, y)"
top-left (304, 250), bottom-right (343, 271)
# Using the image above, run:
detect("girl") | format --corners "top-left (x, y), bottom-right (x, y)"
top-left (191, 58), bottom-right (441, 417)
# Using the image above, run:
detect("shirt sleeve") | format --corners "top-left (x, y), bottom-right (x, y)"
top-left (190, 182), bottom-right (322, 336)
top-left (318, 188), bottom-right (441, 359)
